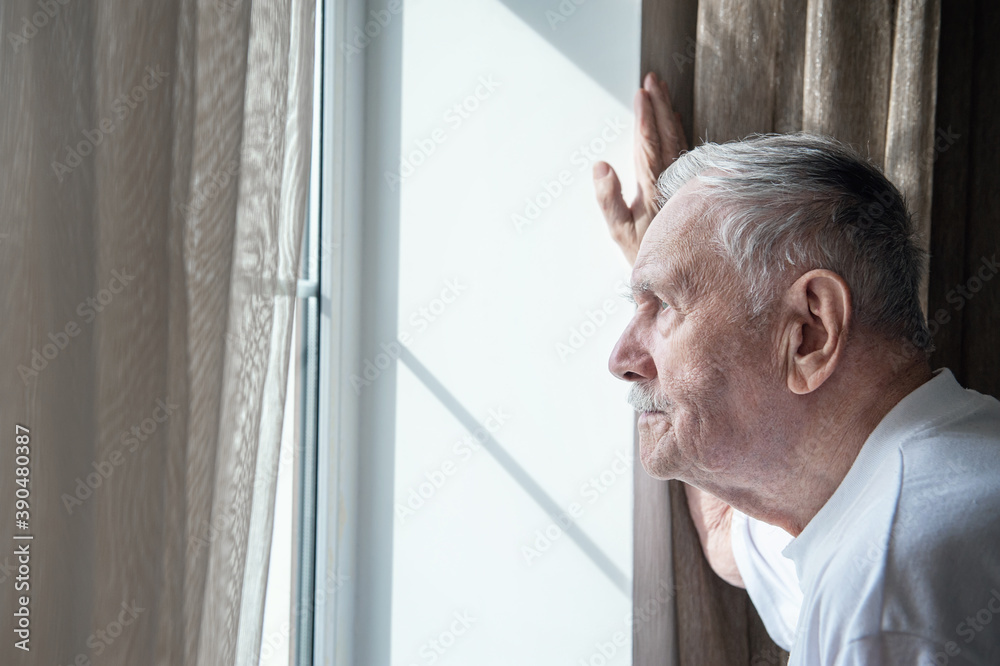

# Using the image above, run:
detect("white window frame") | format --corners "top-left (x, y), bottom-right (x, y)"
top-left (314, 0), bottom-right (402, 663)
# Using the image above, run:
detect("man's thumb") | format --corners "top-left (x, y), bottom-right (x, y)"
top-left (593, 162), bottom-right (631, 230)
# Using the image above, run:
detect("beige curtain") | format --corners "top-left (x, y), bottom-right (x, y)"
top-left (637, 0), bottom-right (941, 664)
top-left (0, 0), bottom-right (314, 664)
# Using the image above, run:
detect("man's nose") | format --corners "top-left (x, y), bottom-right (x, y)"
top-left (609, 320), bottom-right (656, 382)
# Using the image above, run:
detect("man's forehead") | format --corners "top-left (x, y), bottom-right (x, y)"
top-left (633, 179), bottom-right (714, 277)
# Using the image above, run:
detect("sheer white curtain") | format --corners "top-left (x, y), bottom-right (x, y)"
top-left (0, 1), bottom-right (314, 664)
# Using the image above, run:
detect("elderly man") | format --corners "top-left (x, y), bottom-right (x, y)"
top-left (594, 72), bottom-right (1000, 665)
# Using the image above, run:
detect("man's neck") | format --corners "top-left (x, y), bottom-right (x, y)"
top-left (705, 360), bottom-right (934, 537)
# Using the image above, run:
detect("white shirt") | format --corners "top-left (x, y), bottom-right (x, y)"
top-left (734, 369), bottom-right (1000, 665)
top-left (732, 509), bottom-right (800, 650)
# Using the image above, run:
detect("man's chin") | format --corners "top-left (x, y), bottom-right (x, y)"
top-left (637, 412), bottom-right (674, 479)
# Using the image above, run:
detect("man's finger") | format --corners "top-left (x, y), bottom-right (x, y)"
top-left (634, 88), bottom-right (662, 211)
top-left (655, 76), bottom-right (688, 162)
top-left (644, 72), bottom-right (678, 171)
top-left (593, 161), bottom-right (633, 235)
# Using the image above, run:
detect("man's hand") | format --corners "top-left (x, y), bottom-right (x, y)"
top-left (593, 71), bottom-right (688, 264)
top-left (684, 483), bottom-right (745, 588)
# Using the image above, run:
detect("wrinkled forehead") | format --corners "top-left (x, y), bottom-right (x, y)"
top-left (634, 179), bottom-right (718, 277)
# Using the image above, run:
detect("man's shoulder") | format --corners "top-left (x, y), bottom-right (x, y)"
top-left (788, 379), bottom-right (1000, 663)
top-left (894, 390), bottom-right (1000, 532)
top-left (869, 395), bottom-right (1000, 663)
top-left (804, 392), bottom-right (1000, 652)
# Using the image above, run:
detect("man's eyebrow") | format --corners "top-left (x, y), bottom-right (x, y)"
top-left (623, 267), bottom-right (696, 305)
top-left (622, 279), bottom-right (653, 305)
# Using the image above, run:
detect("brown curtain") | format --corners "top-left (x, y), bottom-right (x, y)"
top-left (928, 0), bottom-right (1000, 401)
top-left (0, 0), bottom-right (314, 664)
top-left (636, 0), bottom-right (948, 664)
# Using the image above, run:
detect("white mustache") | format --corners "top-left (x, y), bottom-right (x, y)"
top-left (627, 382), bottom-right (671, 413)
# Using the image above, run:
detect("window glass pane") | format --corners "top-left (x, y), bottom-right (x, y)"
top-left (391, 1), bottom-right (641, 663)
top-left (260, 310), bottom-right (300, 666)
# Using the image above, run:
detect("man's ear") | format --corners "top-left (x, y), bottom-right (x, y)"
top-left (780, 269), bottom-right (852, 394)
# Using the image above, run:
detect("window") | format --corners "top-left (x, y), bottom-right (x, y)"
top-left (313, 0), bottom-right (643, 663)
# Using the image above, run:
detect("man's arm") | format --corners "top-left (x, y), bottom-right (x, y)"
top-left (593, 71), bottom-right (742, 588)
top-left (684, 484), bottom-right (745, 587)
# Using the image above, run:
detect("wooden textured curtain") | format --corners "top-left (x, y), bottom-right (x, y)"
top-left (629, 1), bottom-right (1000, 664)
top-left (0, 0), bottom-right (314, 664)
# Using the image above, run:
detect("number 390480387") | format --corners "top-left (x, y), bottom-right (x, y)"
top-left (14, 425), bottom-right (30, 516)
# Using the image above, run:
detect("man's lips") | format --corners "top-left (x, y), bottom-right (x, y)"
top-left (638, 410), bottom-right (668, 423)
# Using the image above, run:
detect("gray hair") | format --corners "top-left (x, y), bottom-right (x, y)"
top-left (656, 133), bottom-right (932, 352)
